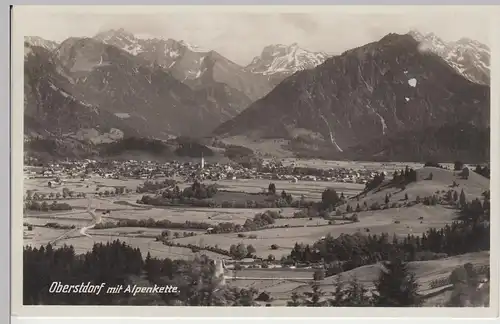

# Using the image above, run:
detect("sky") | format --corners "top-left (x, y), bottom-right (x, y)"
top-left (15, 6), bottom-right (491, 66)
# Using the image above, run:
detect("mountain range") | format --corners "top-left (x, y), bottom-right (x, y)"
top-left (24, 29), bottom-right (329, 141)
top-left (93, 29), bottom-right (330, 101)
top-left (213, 33), bottom-right (490, 162)
top-left (23, 29), bottom-right (490, 162)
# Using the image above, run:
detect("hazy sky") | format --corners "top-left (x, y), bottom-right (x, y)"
top-left (16, 6), bottom-right (491, 65)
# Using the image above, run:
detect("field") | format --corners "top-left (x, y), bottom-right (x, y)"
top-left (24, 225), bottom-right (229, 260)
top-left (24, 177), bottom-right (145, 194)
top-left (24, 166), bottom-right (488, 258)
top-left (23, 163), bottom-right (490, 306)
top-left (25, 206), bottom-right (300, 226)
top-left (170, 204), bottom-right (458, 258)
top-left (211, 179), bottom-right (364, 200)
top-left (25, 174), bottom-right (364, 202)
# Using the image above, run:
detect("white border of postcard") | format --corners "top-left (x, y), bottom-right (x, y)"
top-left (11, 4), bottom-right (500, 319)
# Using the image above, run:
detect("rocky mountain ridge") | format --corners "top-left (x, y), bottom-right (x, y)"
top-left (213, 33), bottom-right (489, 162)
top-left (409, 30), bottom-right (490, 85)
top-left (24, 37), bottom-right (251, 140)
top-left (245, 43), bottom-right (329, 86)
top-left (24, 30), bottom-right (490, 162)
top-left (93, 29), bottom-right (330, 101)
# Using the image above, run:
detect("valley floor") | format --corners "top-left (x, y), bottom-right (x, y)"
top-left (22, 164), bottom-right (490, 306)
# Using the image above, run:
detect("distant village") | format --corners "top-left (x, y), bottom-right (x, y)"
top-left (24, 156), bottom-right (380, 185)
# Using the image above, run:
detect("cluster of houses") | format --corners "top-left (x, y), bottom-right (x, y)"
top-left (257, 160), bottom-right (377, 184)
top-left (24, 157), bottom-right (381, 185)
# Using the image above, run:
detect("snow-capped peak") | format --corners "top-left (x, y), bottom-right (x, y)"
top-left (246, 43), bottom-right (329, 76)
top-left (93, 28), bottom-right (143, 55)
top-left (178, 40), bottom-right (209, 53)
top-left (95, 28), bottom-right (135, 42)
top-left (409, 29), bottom-right (490, 85)
top-left (24, 36), bottom-right (59, 51)
top-left (409, 30), bottom-right (448, 55)
top-left (92, 29), bottom-right (212, 58)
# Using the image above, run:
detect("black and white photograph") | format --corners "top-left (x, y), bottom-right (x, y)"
top-left (14, 5), bottom-right (492, 312)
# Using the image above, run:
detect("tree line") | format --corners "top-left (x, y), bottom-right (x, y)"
top-left (284, 215), bottom-right (489, 275)
top-left (24, 240), bottom-right (257, 306)
top-left (284, 190), bottom-right (490, 272)
top-left (24, 240), bottom-right (488, 307)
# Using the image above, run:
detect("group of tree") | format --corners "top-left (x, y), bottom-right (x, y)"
top-left (266, 183), bottom-right (294, 205)
top-left (284, 214), bottom-right (489, 273)
top-left (139, 192), bottom-right (302, 210)
top-left (446, 263), bottom-right (490, 307)
top-left (229, 243), bottom-right (257, 260)
top-left (95, 188), bottom-right (129, 197)
top-left (321, 188), bottom-right (342, 210)
top-left (289, 258), bottom-right (489, 307)
top-left (474, 165), bottom-right (490, 179)
top-left (391, 166), bottom-right (418, 185)
top-left (24, 240), bottom-right (259, 306)
top-left (280, 190), bottom-right (294, 205)
top-left (95, 217), bottom-right (214, 231)
top-left (424, 161), bottom-right (444, 169)
top-left (24, 238), bottom-right (488, 307)
top-left (136, 179), bottom-right (177, 193)
top-left (182, 181), bottom-right (218, 199)
top-left (24, 200), bottom-right (72, 212)
top-left (288, 258), bottom-right (420, 307)
top-left (364, 172), bottom-right (386, 191)
top-left (25, 189), bottom-right (88, 201)
top-left (452, 160), bottom-right (488, 181)
top-left (459, 190), bottom-right (490, 223)
top-left (24, 241), bottom-right (144, 305)
top-left (364, 167), bottom-right (418, 193)
top-left (268, 183), bottom-right (277, 195)
top-left (140, 180), bottom-right (218, 204)
top-left (96, 209), bottom-right (283, 235)
top-left (242, 210), bottom-right (281, 231)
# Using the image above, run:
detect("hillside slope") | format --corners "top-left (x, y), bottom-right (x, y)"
top-left (344, 166), bottom-right (490, 215)
top-left (343, 122), bottom-right (489, 163)
top-left (24, 42), bottom-right (136, 139)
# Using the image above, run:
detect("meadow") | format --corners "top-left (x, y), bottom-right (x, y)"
top-left (210, 179), bottom-right (364, 200)
top-left (23, 166), bottom-right (486, 260)
top-left (23, 164), bottom-right (490, 307)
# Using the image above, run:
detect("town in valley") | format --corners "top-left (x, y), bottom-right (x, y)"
top-left (21, 8), bottom-right (491, 308)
